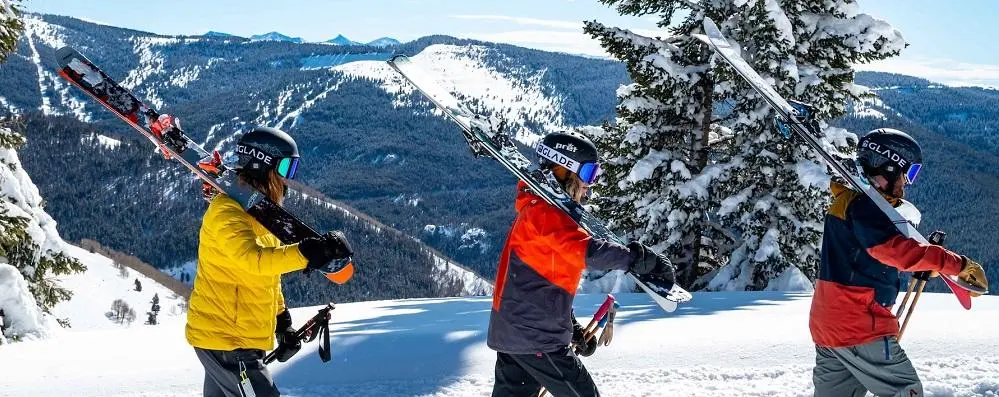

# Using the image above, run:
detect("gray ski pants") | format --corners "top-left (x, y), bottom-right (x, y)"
top-left (813, 336), bottom-right (922, 397)
top-left (194, 347), bottom-right (280, 397)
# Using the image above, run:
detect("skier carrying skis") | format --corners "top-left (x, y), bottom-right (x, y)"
top-left (810, 128), bottom-right (989, 397)
top-left (488, 132), bottom-right (666, 397)
top-left (185, 126), bottom-right (354, 397)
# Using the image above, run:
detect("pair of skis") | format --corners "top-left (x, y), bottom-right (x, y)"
top-left (387, 57), bottom-right (693, 313)
top-left (54, 46), bottom-right (353, 284)
top-left (693, 18), bottom-right (987, 306)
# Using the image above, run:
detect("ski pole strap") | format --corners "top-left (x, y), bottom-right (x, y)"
top-left (317, 314), bottom-right (331, 363)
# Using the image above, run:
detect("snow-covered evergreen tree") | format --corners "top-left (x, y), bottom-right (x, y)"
top-left (585, 0), bottom-right (904, 290)
top-left (0, 5), bottom-right (86, 341)
top-left (582, 17), bottom-right (725, 289)
top-left (0, 0), bottom-right (22, 62)
top-left (0, 119), bottom-right (86, 317)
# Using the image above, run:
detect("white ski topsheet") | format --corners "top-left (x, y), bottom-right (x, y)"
top-left (1, 292), bottom-right (997, 396)
top-left (695, 18), bottom-right (985, 295)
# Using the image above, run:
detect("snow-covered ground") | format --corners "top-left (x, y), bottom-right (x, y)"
top-left (1, 291), bottom-right (996, 397)
top-left (49, 245), bottom-right (186, 330)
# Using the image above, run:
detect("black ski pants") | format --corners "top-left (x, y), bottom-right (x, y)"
top-left (491, 347), bottom-right (600, 397)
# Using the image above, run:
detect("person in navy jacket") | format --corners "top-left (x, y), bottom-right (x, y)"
top-left (810, 128), bottom-right (988, 397)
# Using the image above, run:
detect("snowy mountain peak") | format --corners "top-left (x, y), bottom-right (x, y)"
top-left (333, 43), bottom-right (568, 146)
top-left (367, 37), bottom-right (400, 47)
top-left (250, 31), bottom-right (303, 43)
top-left (326, 34), bottom-right (361, 46)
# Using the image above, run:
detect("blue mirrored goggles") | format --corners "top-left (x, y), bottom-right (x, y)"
top-left (904, 163), bottom-right (921, 185)
top-left (577, 162), bottom-right (602, 185)
top-left (277, 157), bottom-right (300, 180)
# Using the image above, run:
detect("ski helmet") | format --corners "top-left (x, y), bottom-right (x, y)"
top-left (535, 132), bottom-right (602, 184)
top-left (235, 127), bottom-right (301, 180)
top-left (857, 128), bottom-right (922, 186)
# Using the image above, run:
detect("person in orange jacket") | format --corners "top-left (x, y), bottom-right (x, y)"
top-left (185, 126), bottom-right (353, 397)
top-left (488, 132), bottom-right (665, 397)
top-left (810, 128), bottom-right (988, 397)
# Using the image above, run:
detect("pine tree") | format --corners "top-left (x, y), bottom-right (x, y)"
top-left (585, 0), bottom-right (904, 290)
top-left (0, 118), bottom-right (87, 313)
top-left (583, 2), bottom-right (741, 288)
top-left (0, 0), bottom-right (22, 63)
top-left (0, 6), bottom-right (86, 317)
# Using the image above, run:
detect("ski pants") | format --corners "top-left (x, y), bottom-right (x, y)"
top-left (491, 346), bottom-right (600, 397)
top-left (813, 336), bottom-right (923, 397)
top-left (194, 347), bottom-right (280, 397)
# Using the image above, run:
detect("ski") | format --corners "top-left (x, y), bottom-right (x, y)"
top-left (55, 46), bottom-right (352, 282)
top-left (387, 55), bottom-right (691, 313)
top-left (694, 18), bottom-right (985, 307)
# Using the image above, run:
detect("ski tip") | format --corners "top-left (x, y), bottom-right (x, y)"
top-left (387, 54), bottom-right (410, 66)
top-left (323, 261), bottom-right (354, 285)
top-left (702, 17), bottom-right (722, 37)
top-left (54, 46), bottom-right (82, 66)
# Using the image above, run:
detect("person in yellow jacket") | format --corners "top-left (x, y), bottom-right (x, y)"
top-left (186, 126), bottom-right (352, 397)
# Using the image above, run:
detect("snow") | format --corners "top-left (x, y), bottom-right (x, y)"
top-left (625, 150), bottom-right (670, 183)
top-left (333, 44), bottom-right (568, 145)
top-left (80, 133), bottom-right (121, 149)
top-left (48, 245), bottom-right (185, 330)
top-left (432, 257), bottom-right (493, 296)
top-left (2, 292), bottom-right (997, 396)
top-left (763, 266), bottom-right (814, 292)
top-left (0, 0), bottom-right (15, 22)
top-left (0, 264), bottom-right (53, 343)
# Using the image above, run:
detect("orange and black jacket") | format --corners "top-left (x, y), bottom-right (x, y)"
top-left (487, 182), bottom-right (633, 354)
top-left (809, 181), bottom-right (965, 348)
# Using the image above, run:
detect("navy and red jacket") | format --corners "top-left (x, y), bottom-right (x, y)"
top-left (809, 182), bottom-right (965, 348)
top-left (487, 182), bottom-right (633, 354)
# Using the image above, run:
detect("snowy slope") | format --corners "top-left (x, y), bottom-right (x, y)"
top-left (334, 44), bottom-right (569, 145)
top-left (1, 292), bottom-right (996, 396)
top-left (50, 245), bottom-right (186, 330)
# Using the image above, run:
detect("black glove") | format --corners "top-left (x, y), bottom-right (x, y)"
top-left (272, 310), bottom-right (300, 363)
top-left (572, 321), bottom-right (598, 357)
top-left (299, 231), bottom-right (353, 271)
top-left (627, 242), bottom-right (658, 275)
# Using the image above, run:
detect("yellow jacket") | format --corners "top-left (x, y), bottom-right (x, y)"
top-left (186, 194), bottom-right (308, 351)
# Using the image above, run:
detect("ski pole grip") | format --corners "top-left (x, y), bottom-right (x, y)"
top-left (912, 231), bottom-right (947, 282)
top-left (927, 230), bottom-right (946, 246)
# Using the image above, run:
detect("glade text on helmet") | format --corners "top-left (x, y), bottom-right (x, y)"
top-left (861, 139), bottom-right (908, 169)
top-left (237, 145), bottom-right (274, 167)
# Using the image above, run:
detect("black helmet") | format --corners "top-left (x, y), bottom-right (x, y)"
top-left (535, 132), bottom-right (602, 184)
top-left (857, 128), bottom-right (922, 186)
top-left (235, 127), bottom-right (301, 179)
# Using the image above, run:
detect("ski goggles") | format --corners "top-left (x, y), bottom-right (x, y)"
top-left (277, 157), bottom-right (300, 180)
top-left (536, 142), bottom-right (602, 184)
top-left (904, 163), bottom-right (922, 185)
top-left (577, 162), bottom-right (602, 185)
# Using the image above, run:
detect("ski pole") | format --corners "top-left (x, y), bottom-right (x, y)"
top-left (539, 296), bottom-right (615, 397)
top-left (896, 231), bottom-right (946, 342)
top-left (895, 277), bottom-right (918, 318)
top-left (897, 274), bottom-right (928, 342)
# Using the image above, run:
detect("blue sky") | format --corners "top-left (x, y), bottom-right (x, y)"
top-left (23, 0), bottom-right (999, 86)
